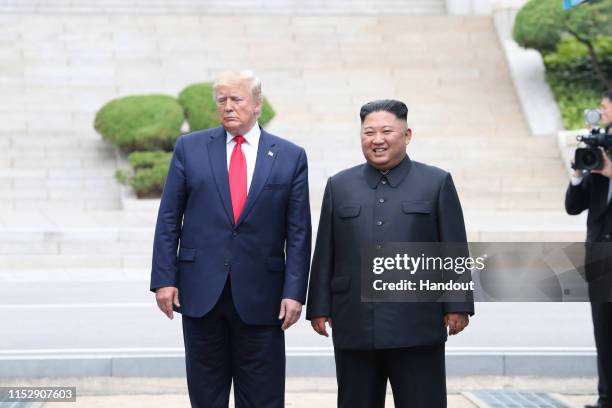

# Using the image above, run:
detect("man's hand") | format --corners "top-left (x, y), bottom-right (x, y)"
top-left (279, 298), bottom-right (302, 331)
top-left (311, 317), bottom-right (333, 337)
top-left (444, 313), bottom-right (469, 335)
top-left (591, 147), bottom-right (612, 179)
top-left (155, 286), bottom-right (180, 320)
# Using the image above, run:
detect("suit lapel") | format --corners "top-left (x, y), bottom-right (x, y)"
top-left (236, 130), bottom-right (277, 227)
top-left (207, 127), bottom-right (234, 225)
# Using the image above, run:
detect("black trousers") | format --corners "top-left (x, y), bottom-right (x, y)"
top-left (592, 302), bottom-right (612, 408)
top-left (181, 279), bottom-right (285, 408)
top-left (334, 344), bottom-right (446, 408)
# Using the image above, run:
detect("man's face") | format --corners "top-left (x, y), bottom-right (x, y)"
top-left (215, 80), bottom-right (261, 135)
top-left (601, 97), bottom-right (612, 126)
top-left (361, 111), bottom-right (412, 171)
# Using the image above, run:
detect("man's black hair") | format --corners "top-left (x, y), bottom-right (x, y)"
top-left (602, 90), bottom-right (612, 100)
top-left (360, 99), bottom-right (408, 123)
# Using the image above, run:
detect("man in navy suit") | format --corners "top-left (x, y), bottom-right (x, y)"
top-left (150, 70), bottom-right (311, 408)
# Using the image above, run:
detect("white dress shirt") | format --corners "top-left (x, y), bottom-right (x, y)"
top-left (226, 123), bottom-right (260, 194)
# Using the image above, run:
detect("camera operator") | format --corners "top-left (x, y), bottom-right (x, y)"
top-left (566, 90), bottom-right (612, 408)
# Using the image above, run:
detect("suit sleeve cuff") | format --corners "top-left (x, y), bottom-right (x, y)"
top-left (570, 175), bottom-right (584, 186)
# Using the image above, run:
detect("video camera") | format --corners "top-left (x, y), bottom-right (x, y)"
top-left (574, 109), bottom-right (612, 170)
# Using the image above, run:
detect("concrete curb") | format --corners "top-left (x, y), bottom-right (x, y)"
top-left (0, 348), bottom-right (596, 379)
top-left (492, 6), bottom-right (563, 137)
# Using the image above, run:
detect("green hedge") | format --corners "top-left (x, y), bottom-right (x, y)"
top-left (94, 95), bottom-right (183, 154)
top-left (544, 37), bottom-right (612, 129)
top-left (115, 151), bottom-right (172, 198)
top-left (178, 82), bottom-right (275, 132)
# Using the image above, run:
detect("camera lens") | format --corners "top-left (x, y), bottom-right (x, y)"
top-left (583, 151), bottom-right (597, 167)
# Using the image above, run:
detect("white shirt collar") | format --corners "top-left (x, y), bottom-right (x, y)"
top-left (226, 122), bottom-right (261, 147)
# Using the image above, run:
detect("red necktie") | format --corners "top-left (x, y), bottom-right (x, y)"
top-left (229, 135), bottom-right (247, 223)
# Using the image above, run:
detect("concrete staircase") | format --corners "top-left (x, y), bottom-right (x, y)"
top-left (0, 131), bottom-right (121, 211)
top-left (0, 7), bottom-right (584, 282)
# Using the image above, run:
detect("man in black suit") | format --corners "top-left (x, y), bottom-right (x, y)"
top-left (566, 90), bottom-right (612, 408)
top-left (306, 99), bottom-right (474, 408)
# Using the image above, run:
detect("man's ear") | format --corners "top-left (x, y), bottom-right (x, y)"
top-left (254, 99), bottom-right (263, 117)
top-left (405, 127), bottom-right (413, 145)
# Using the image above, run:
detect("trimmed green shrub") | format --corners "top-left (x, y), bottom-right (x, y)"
top-left (94, 95), bottom-right (184, 153)
top-left (547, 83), bottom-right (601, 129)
top-left (178, 82), bottom-right (275, 132)
top-left (115, 150), bottom-right (172, 198)
top-left (513, 0), bottom-right (565, 53)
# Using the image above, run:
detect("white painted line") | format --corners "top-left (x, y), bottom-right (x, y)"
top-left (0, 346), bottom-right (596, 358)
top-left (0, 347), bottom-right (184, 355)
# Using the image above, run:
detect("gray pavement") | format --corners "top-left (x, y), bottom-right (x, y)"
top-left (0, 280), bottom-right (599, 378)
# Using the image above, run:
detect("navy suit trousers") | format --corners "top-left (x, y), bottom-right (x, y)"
top-left (182, 278), bottom-right (285, 408)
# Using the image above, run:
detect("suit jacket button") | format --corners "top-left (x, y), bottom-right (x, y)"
top-left (232, 231), bottom-right (238, 236)
top-left (376, 221), bottom-right (383, 226)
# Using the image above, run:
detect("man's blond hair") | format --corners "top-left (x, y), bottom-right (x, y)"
top-left (213, 70), bottom-right (262, 104)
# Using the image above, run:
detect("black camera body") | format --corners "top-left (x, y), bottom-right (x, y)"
top-left (574, 128), bottom-right (612, 171)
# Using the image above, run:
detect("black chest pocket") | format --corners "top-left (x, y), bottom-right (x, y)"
top-left (338, 204), bottom-right (361, 218)
top-left (401, 200), bottom-right (431, 215)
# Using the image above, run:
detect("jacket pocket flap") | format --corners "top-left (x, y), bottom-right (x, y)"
top-left (178, 247), bottom-right (196, 262)
top-left (401, 200), bottom-right (432, 214)
top-left (263, 183), bottom-right (289, 190)
top-left (266, 257), bottom-right (286, 271)
top-left (331, 276), bottom-right (350, 293)
top-left (339, 205), bottom-right (361, 218)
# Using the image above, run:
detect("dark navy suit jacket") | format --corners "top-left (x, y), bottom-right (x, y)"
top-left (150, 126), bottom-right (311, 325)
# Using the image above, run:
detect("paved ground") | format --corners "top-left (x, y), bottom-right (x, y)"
top-left (0, 376), bottom-right (598, 408)
top-left (0, 281), bottom-right (596, 352)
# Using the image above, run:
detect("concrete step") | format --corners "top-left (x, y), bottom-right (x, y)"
top-left (2, 199), bottom-right (121, 211)
top-left (464, 210), bottom-right (587, 241)
top-left (0, 267), bottom-right (150, 282)
top-left (0, 240), bottom-right (152, 255)
top-left (0, 251), bottom-right (150, 268)
top-left (8, 156), bottom-right (117, 169)
top-left (9, 179), bottom-right (120, 189)
top-left (0, 0), bottom-right (446, 15)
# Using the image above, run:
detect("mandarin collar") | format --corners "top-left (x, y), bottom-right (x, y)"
top-left (363, 155), bottom-right (412, 188)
